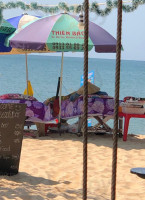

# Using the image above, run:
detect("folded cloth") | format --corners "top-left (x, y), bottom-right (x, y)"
top-left (69, 92), bottom-right (80, 102)
top-left (95, 91), bottom-right (108, 96)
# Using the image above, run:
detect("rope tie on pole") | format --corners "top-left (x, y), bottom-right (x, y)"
top-left (83, 0), bottom-right (89, 200)
top-left (111, 1), bottom-right (123, 200)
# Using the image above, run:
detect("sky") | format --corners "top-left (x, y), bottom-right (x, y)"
top-left (2, 0), bottom-right (145, 61)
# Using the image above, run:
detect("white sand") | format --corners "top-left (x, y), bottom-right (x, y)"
top-left (1, 133), bottom-right (145, 200)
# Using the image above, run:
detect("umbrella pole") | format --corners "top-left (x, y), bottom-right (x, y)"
top-left (25, 53), bottom-right (29, 95)
top-left (59, 52), bottom-right (64, 124)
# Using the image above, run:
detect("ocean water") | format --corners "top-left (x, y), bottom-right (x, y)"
top-left (0, 54), bottom-right (145, 135)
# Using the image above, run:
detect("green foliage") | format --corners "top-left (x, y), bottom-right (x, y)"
top-left (0, 0), bottom-right (145, 22)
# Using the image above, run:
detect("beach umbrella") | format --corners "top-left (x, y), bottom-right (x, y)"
top-left (0, 14), bottom-right (42, 96)
top-left (7, 13), bottom-right (39, 29)
top-left (6, 13), bottom-right (117, 122)
top-left (0, 18), bottom-right (16, 51)
top-left (0, 18), bottom-right (16, 37)
top-left (7, 13), bottom-right (40, 96)
top-left (4, 14), bottom-right (56, 96)
top-left (0, 13), bottom-right (40, 53)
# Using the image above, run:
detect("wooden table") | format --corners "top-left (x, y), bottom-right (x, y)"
top-left (119, 112), bottom-right (145, 141)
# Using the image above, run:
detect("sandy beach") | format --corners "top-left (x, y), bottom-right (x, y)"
top-left (0, 132), bottom-right (145, 200)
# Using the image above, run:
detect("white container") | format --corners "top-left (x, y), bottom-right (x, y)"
top-left (122, 107), bottom-right (145, 114)
top-left (68, 123), bottom-right (79, 133)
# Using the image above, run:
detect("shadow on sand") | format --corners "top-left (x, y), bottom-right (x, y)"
top-left (29, 131), bottom-right (145, 151)
top-left (0, 172), bottom-right (107, 200)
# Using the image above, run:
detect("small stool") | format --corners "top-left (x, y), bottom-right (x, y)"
top-left (130, 168), bottom-right (145, 179)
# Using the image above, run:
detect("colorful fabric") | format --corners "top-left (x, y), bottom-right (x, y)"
top-left (0, 99), bottom-right (45, 121)
top-left (0, 95), bottom-right (120, 123)
top-left (61, 95), bottom-right (116, 118)
top-left (0, 93), bottom-right (37, 101)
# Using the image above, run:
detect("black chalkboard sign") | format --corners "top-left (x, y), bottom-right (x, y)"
top-left (0, 103), bottom-right (26, 176)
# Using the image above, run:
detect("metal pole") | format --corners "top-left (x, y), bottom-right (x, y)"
top-left (111, 0), bottom-right (123, 200)
top-left (83, 0), bottom-right (89, 199)
top-left (59, 52), bottom-right (64, 123)
top-left (25, 53), bottom-right (29, 95)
